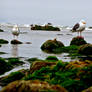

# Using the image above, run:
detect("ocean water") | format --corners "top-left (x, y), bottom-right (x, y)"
top-left (0, 26), bottom-right (92, 60)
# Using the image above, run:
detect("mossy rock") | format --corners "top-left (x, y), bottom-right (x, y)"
top-left (27, 58), bottom-right (43, 63)
top-left (7, 58), bottom-right (24, 65)
top-left (31, 24), bottom-right (60, 31)
top-left (11, 40), bottom-right (23, 44)
top-left (41, 38), bottom-right (64, 53)
top-left (30, 61), bottom-right (56, 73)
top-left (0, 29), bottom-right (4, 32)
top-left (82, 86), bottom-right (92, 92)
top-left (1, 80), bottom-right (68, 92)
top-left (0, 58), bottom-right (12, 75)
top-left (70, 36), bottom-right (87, 46)
top-left (0, 71), bottom-right (25, 86)
top-left (0, 57), bottom-right (24, 75)
top-left (78, 44), bottom-right (92, 55)
top-left (45, 56), bottom-right (59, 62)
top-left (0, 39), bottom-right (9, 44)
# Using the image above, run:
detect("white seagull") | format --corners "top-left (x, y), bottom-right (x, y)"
top-left (71, 20), bottom-right (86, 37)
top-left (12, 25), bottom-right (20, 39)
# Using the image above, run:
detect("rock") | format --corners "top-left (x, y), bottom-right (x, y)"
top-left (0, 57), bottom-right (24, 75)
top-left (11, 40), bottom-right (23, 44)
top-left (41, 38), bottom-right (64, 53)
top-left (31, 23), bottom-right (60, 31)
top-left (45, 56), bottom-right (59, 61)
top-left (82, 86), bottom-right (92, 92)
top-left (57, 34), bottom-right (63, 35)
top-left (70, 36), bottom-right (87, 46)
top-left (0, 71), bottom-right (25, 86)
top-left (0, 29), bottom-right (4, 32)
top-left (0, 39), bottom-right (9, 44)
top-left (30, 61), bottom-right (56, 73)
top-left (25, 42), bottom-right (32, 44)
top-left (78, 44), bottom-right (92, 55)
top-left (1, 80), bottom-right (68, 92)
top-left (0, 58), bottom-right (12, 75)
top-left (7, 58), bottom-right (24, 65)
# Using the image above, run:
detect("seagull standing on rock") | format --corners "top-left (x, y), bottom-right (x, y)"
top-left (71, 20), bottom-right (86, 37)
top-left (12, 25), bottom-right (20, 39)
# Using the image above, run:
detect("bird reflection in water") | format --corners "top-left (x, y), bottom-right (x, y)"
top-left (11, 45), bottom-right (18, 57)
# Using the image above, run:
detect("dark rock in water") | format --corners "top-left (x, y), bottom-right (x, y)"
top-left (0, 80), bottom-right (68, 92)
top-left (45, 56), bottom-right (59, 61)
top-left (25, 42), bottom-right (32, 44)
top-left (31, 23), bottom-right (60, 31)
top-left (0, 29), bottom-right (4, 32)
top-left (57, 34), bottom-right (63, 35)
top-left (41, 38), bottom-right (64, 53)
top-left (88, 26), bottom-right (92, 29)
top-left (66, 33), bottom-right (72, 36)
top-left (0, 52), bottom-right (7, 54)
top-left (0, 39), bottom-right (9, 44)
top-left (11, 40), bottom-right (23, 44)
top-left (70, 36), bottom-right (87, 46)
top-left (78, 44), bottom-right (92, 55)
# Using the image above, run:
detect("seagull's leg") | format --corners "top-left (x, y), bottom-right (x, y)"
top-left (13, 35), bottom-right (15, 40)
top-left (17, 36), bottom-right (18, 40)
top-left (78, 31), bottom-right (79, 37)
top-left (80, 32), bottom-right (81, 37)
top-left (80, 31), bottom-right (82, 37)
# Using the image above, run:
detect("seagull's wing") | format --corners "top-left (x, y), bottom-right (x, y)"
top-left (72, 23), bottom-right (80, 31)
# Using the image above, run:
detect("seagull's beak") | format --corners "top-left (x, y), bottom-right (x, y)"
top-left (82, 22), bottom-right (86, 24)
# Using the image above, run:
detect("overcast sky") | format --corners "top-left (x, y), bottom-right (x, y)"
top-left (0, 0), bottom-right (92, 26)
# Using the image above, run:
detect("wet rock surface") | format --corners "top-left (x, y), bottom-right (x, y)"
top-left (70, 36), bottom-right (87, 46)
top-left (11, 40), bottom-right (23, 44)
top-left (41, 38), bottom-right (64, 53)
top-left (0, 39), bottom-right (9, 44)
top-left (78, 43), bottom-right (92, 55)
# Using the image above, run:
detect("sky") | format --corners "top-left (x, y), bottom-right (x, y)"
top-left (0, 0), bottom-right (92, 26)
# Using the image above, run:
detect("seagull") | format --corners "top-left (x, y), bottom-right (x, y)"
top-left (71, 20), bottom-right (86, 37)
top-left (12, 25), bottom-right (20, 39)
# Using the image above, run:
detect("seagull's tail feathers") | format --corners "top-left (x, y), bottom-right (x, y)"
top-left (70, 29), bottom-right (76, 32)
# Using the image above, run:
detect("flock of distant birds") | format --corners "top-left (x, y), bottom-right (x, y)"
top-left (12, 20), bottom-right (86, 40)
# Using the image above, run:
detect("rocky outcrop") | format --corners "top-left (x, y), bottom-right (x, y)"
top-left (70, 36), bottom-right (87, 46)
top-left (31, 23), bottom-right (60, 31)
top-left (30, 61), bottom-right (56, 73)
top-left (1, 80), bottom-right (68, 92)
top-left (41, 38), bottom-right (64, 53)
top-left (78, 44), bottom-right (92, 55)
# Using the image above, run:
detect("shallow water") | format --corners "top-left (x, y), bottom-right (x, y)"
top-left (0, 27), bottom-right (92, 61)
